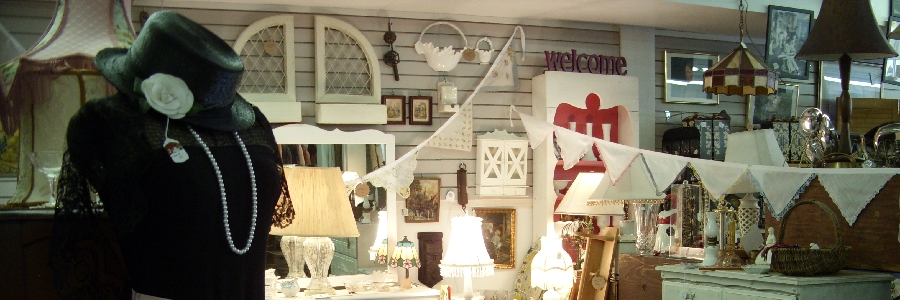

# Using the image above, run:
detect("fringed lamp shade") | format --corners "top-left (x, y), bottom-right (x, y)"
top-left (389, 236), bottom-right (421, 278)
top-left (440, 214), bottom-right (494, 300)
top-left (530, 236), bottom-right (574, 300)
top-left (702, 44), bottom-right (777, 96)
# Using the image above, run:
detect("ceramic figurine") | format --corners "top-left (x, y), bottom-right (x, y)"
top-left (701, 212), bottom-right (719, 266)
top-left (755, 227), bottom-right (776, 265)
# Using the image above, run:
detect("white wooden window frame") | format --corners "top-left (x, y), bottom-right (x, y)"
top-left (232, 15), bottom-right (299, 123)
top-left (315, 16), bottom-right (382, 105)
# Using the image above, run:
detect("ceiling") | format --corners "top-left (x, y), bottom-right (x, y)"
top-left (141, 0), bottom-right (892, 38)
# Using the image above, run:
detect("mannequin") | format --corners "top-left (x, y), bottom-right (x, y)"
top-left (49, 11), bottom-right (294, 299)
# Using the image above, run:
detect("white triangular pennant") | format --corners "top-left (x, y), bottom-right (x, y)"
top-left (555, 126), bottom-right (595, 169)
top-left (516, 109), bottom-right (555, 149)
top-left (690, 159), bottom-right (749, 200)
top-left (595, 139), bottom-right (640, 185)
top-left (818, 172), bottom-right (894, 225)
top-left (748, 166), bottom-right (815, 219)
top-left (640, 150), bottom-right (689, 194)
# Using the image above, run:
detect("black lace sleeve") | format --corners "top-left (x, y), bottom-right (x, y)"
top-left (252, 107), bottom-right (294, 228)
top-left (49, 100), bottom-right (131, 299)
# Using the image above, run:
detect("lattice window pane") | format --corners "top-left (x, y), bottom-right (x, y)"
top-left (324, 27), bottom-right (372, 96)
top-left (238, 25), bottom-right (286, 94)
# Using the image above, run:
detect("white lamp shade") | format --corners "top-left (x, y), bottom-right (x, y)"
top-left (556, 172), bottom-right (624, 215)
top-left (439, 215), bottom-right (495, 278)
top-left (530, 236), bottom-right (574, 290)
top-left (586, 164), bottom-right (664, 206)
top-left (369, 211), bottom-right (389, 261)
top-left (724, 129), bottom-right (786, 194)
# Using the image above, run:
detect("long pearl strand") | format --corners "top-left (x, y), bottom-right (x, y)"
top-left (188, 126), bottom-right (258, 255)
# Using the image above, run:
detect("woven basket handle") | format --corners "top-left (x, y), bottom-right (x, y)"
top-left (776, 200), bottom-right (843, 248)
top-left (417, 21), bottom-right (469, 49)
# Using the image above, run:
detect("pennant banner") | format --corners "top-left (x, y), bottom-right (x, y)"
top-left (596, 139), bottom-right (641, 185)
top-left (818, 172), bottom-right (893, 225)
top-left (748, 166), bottom-right (816, 219)
top-left (640, 150), bottom-right (689, 194)
top-left (689, 160), bottom-right (749, 201)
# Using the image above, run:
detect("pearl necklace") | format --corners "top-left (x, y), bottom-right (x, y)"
top-left (187, 126), bottom-right (257, 255)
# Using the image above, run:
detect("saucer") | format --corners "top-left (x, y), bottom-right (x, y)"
top-left (741, 265), bottom-right (771, 274)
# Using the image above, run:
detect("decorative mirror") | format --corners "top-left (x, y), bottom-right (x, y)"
top-left (270, 124), bottom-right (396, 276)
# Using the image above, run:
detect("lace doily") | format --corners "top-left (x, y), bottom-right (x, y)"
top-left (818, 172), bottom-right (893, 225)
top-left (363, 151), bottom-right (418, 198)
top-left (426, 100), bottom-right (473, 151)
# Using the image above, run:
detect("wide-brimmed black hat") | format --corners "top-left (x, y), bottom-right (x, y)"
top-left (95, 10), bottom-right (254, 131)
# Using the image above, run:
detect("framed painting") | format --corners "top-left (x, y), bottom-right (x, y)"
top-left (382, 95), bottom-right (406, 125)
top-left (404, 177), bottom-right (441, 223)
top-left (663, 50), bottom-right (719, 104)
top-left (474, 208), bottom-right (516, 269)
top-left (893, 0), bottom-right (900, 18)
top-left (752, 83), bottom-right (799, 124)
top-left (765, 6), bottom-right (813, 80)
top-left (409, 96), bottom-right (433, 125)
top-left (819, 61), bottom-right (883, 122)
top-left (884, 17), bottom-right (900, 86)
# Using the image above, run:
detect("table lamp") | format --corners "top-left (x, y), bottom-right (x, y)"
top-left (272, 167), bottom-right (360, 295)
top-left (796, 0), bottom-right (898, 155)
top-left (369, 210), bottom-right (389, 264)
top-left (585, 165), bottom-right (665, 256)
top-left (530, 235), bottom-right (575, 300)
top-left (389, 236), bottom-right (421, 289)
top-left (440, 213), bottom-right (495, 300)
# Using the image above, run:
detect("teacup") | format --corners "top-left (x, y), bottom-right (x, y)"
top-left (276, 278), bottom-right (301, 297)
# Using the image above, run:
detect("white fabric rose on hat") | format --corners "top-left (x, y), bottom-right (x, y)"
top-left (140, 73), bottom-right (194, 119)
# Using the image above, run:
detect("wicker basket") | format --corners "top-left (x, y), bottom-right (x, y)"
top-left (770, 200), bottom-right (851, 276)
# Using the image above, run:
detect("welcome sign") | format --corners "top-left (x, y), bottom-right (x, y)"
top-left (544, 49), bottom-right (627, 75)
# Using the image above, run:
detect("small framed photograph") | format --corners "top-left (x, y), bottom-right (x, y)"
top-left (404, 178), bottom-right (440, 223)
top-left (752, 84), bottom-right (799, 124)
top-left (474, 208), bottom-right (516, 269)
top-left (409, 96), bottom-right (433, 125)
top-left (884, 17), bottom-right (900, 86)
top-left (893, 0), bottom-right (900, 17)
top-left (664, 50), bottom-right (719, 104)
top-left (382, 95), bottom-right (406, 125)
top-left (819, 61), bottom-right (883, 122)
top-left (766, 6), bottom-right (813, 80)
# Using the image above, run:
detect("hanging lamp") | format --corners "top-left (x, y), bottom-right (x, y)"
top-left (702, 0), bottom-right (778, 130)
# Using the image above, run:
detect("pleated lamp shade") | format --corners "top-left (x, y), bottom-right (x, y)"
top-left (440, 215), bottom-right (495, 278)
top-left (702, 44), bottom-right (777, 96)
top-left (556, 172), bottom-right (624, 215)
top-left (271, 167), bottom-right (360, 237)
top-left (530, 236), bottom-right (574, 291)
top-left (796, 0), bottom-right (897, 61)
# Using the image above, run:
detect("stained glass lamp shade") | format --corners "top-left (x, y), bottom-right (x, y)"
top-left (389, 236), bottom-right (421, 278)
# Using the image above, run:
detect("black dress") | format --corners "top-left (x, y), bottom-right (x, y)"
top-left (50, 94), bottom-right (293, 300)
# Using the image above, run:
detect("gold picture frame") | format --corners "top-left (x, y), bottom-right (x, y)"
top-left (474, 208), bottom-right (516, 269)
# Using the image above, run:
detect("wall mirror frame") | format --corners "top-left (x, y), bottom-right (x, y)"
top-left (272, 124), bottom-right (397, 276)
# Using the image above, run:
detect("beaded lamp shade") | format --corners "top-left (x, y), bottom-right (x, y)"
top-left (702, 44), bottom-right (777, 96)
top-left (389, 236), bottom-right (421, 278)
top-left (440, 214), bottom-right (495, 300)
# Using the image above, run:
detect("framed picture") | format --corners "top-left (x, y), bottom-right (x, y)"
top-left (765, 6), bottom-right (813, 80)
top-left (404, 178), bottom-right (440, 223)
top-left (884, 17), bottom-right (900, 86)
top-left (382, 95), bottom-right (406, 125)
top-left (893, 0), bottom-right (900, 18)
top-left (409, 96), bottom-right (433, 125)
top-left (752, 84), bottom-right (799, 124)
top-left (474, 208), bottom-right (516, 269)
top-left (819, 61), bottom-right (883, 122)
top-left (663, 50), bottom-right (719, 104)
